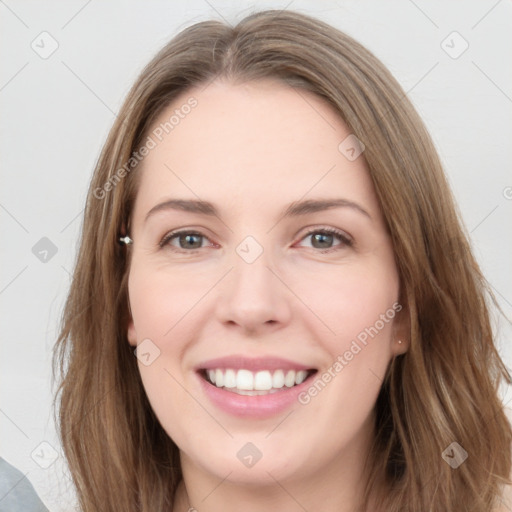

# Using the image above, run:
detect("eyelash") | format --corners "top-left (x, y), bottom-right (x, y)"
top-left (158, 227), bottom-right (353, 254)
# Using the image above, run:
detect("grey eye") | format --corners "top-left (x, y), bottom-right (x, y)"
top-left (174, 233), bottom-right (204, 249)
top-left (310, 232), bottom-right (336, 249)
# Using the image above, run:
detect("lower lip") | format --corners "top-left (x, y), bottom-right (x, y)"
top-left (197, 372), bottom-right (313, 418)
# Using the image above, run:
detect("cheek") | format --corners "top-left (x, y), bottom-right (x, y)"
top-left (128, 266), bottom-right (199, 440)
top-left (128, 261), bottom-right (217, 340)
top-left (127, 262), bottom-right (224, 437)
top-left (291, 260), bottom-right (399, 426)
top-left (291, 260), bottom-right (399, 349)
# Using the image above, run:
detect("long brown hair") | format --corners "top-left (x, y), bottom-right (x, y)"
top-left (53, 9), bottom-right (512, 511)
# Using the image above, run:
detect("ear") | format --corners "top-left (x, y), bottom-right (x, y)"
top-left (126, 298), bottom-right (137, 347)
top-left (127, 318), bottom-right (137, 347)
top-left (391, 300), bottom-right (410, 356)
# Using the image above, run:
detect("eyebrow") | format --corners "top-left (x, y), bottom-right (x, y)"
top-left (144, 197), bottom-right (372, 223)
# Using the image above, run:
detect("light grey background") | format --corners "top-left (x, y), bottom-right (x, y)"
top-left (1, 1), bottom-right (511, 510)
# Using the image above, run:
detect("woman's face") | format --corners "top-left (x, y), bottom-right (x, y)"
top-left (127, 79), bottom-right (406, 488)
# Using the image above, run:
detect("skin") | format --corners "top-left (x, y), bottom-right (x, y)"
top-left (126, 78), bottom-right (409, 512)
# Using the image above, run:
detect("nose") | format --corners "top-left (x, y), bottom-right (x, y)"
top-left (215, 249), bottom-right (292, 336)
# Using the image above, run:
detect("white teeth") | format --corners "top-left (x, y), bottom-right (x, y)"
top-left (295, 370), bottom-right (308, 385)
top-left (204, 368), bottom-right (312, 392)
top-left (272, 369), bottom-right (285, 388)
top-left (235, 389), bottom-right (280, 396)
top-left (215, 369), bottom-right (224, 388)
top-left (237, 369), bottom-right (254, 390)
top-left (224, 369), bottom-right (237, 388)
top-left (284, 370), bottom-right (296, 387)
top-left (254, 370), bottom-right (272, 391)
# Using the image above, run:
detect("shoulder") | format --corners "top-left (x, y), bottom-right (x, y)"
top-left (0, 457), bottom-right (49, 512)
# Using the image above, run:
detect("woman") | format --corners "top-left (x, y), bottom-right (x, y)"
top-left (53, 9), bottom-right (512, 511)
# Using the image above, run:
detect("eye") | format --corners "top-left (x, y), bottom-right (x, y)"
top-left (296, 227), bottom-right (353, 253)
top-left (159, 230), bottom-right (215, 252)
top-left (159, 227), bottom-right (353, 254)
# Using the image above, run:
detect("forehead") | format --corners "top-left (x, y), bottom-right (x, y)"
top-left (132, 79), bottom-right (379, 220)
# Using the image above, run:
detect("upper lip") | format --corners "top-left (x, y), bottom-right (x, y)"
top-left (195, 355), bottom-right (316, 372)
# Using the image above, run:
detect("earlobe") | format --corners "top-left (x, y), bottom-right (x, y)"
top-left (395, 338), bottom-right (409, 355)
top-left (126, 295), bottom-right (137, 346)
top-left (392, 302), bottom-right (410, 355)
top-left (127, 319), bottom-right (138, 346)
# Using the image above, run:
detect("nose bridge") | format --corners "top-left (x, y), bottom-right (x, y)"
top-left (231, 238), bottom-right (277, 305)
top-left (232, 247), bottom-right (273, 295)
top-left (215, 235), bottom-right (291, 331)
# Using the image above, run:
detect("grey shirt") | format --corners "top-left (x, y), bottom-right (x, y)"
top-left (0, 458), bottom-right (49, 512)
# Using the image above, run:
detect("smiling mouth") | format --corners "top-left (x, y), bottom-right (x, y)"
top-left (199, 368), bottom-right (318, 396)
